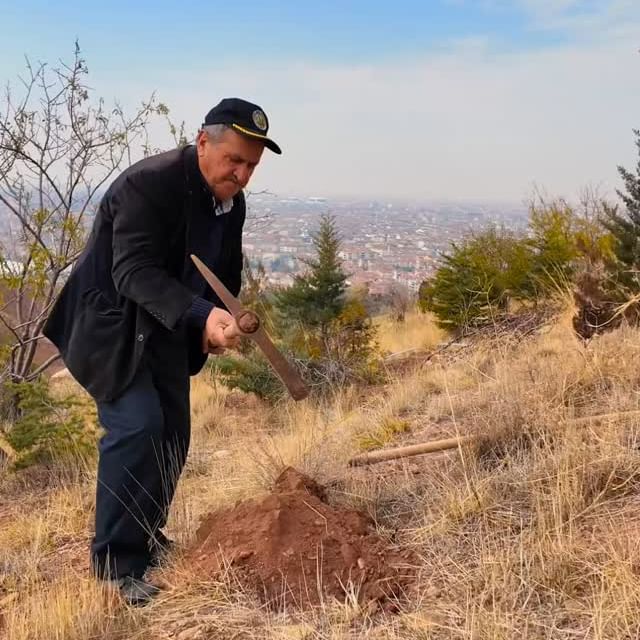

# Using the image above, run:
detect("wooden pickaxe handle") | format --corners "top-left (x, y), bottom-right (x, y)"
top-left (348, 436), bottom-right (472, 466)
top-left (347, 409), bottom-right (640, 467)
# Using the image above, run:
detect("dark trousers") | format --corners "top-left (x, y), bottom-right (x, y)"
top-left (90, 328), bottom-right (190, 580)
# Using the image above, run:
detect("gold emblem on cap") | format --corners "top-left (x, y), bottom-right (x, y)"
top-left (252, 109), bottom-right (267, 131)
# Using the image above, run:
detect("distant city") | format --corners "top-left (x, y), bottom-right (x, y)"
top-left (0, 193), bottom-right (530, 295)
top-left (243, 193), bottom-right (529, 294)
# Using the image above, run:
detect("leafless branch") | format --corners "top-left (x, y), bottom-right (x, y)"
top-left (25, 353), bottom-right (62, 381)
top-left (0, 43), bottom-right (159, 382)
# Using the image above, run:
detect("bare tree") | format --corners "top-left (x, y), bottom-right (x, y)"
top-left (388, 282), bottom-right (412, 322)
top-left (244, 189), bottom-right (274, 233)
top-left (0, 43), bottom-right (157, 383)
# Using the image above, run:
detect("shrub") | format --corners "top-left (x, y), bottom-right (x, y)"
top-left (418, 227), bottom-right (533, 330)
top-left (208, 353), bottom-right (285, 403)
top-left (419, 194), bottom-right (617, 333)
top-left (3, 380), bottom-right (96, 469)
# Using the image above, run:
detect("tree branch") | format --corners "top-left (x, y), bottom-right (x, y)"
top-left (24, 352), bottom-right (61, 381)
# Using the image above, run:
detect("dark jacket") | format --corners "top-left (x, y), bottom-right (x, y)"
top-left (43, 145), bottom-right (245, 402)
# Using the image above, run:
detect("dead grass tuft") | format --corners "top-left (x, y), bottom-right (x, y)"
top-left (376, 311), bottom-right (445, 355)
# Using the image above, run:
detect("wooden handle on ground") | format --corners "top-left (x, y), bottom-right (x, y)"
top-left (348, 435), bottom-right (472, 466)
top-left (347, 409), bottom-right (640, 467)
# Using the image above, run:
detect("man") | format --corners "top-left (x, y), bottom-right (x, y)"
top-left (43, 98), bottom-right (281, 606)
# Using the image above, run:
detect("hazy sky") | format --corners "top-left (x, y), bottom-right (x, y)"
top-left (1, 0), bottom-right (639, 204)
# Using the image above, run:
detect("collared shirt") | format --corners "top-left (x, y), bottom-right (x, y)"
top-left (214, 197), bottom-right (234, 216)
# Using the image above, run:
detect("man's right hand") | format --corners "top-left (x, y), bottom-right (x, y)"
top-left (202, 307), bottom-right (240, 354)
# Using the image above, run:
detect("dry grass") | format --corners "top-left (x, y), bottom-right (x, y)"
top-left (4, 573), bottom-right (141, 640)
top-left (5, 310), bottom-right (640, 638)
top-left (375, 310), bottom-right (445, 355)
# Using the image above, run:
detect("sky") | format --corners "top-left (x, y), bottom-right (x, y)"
top-left (1, 0), bottom-right (639, 204)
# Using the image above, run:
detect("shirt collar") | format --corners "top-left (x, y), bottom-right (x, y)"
top-left (214, 197), bottom-right (234, 216)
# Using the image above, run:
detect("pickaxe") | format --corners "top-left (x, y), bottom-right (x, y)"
top-left (191, 254), bottom-right (309, 401)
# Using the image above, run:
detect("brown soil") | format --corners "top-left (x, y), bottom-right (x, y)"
top-left (189, 467), bottom-right (417, 611)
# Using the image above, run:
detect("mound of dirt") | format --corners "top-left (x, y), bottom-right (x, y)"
top-left (189, 467), bottom-right (416, 611)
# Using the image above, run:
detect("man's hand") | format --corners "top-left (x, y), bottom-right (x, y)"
top-left (202, 307), bottom-right (240, 354)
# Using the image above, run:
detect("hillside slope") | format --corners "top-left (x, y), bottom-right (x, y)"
top-left (2, 310), bottom-right (640, 639)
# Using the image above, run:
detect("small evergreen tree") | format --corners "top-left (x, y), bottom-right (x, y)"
top-left (275, 213), bottom-right (347, 349)
top-left (5, 380), bottom-right (96, 468)
top-left (602, 129), bottom-right (640, 290)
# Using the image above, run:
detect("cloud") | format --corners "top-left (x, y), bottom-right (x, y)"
top-left (102, 8), bottom-right (640, 204)
top-left (483, 0), bottom-right (640, 40)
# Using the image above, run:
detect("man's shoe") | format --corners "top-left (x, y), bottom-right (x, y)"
top-left (116, 576), bottom-right (161, 606)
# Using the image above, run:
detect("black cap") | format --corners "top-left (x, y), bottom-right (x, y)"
top-left (202, 98), bottom-right (282, 155)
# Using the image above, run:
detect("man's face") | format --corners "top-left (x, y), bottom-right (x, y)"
top-left (196, 128), bottom-right (265, 201)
